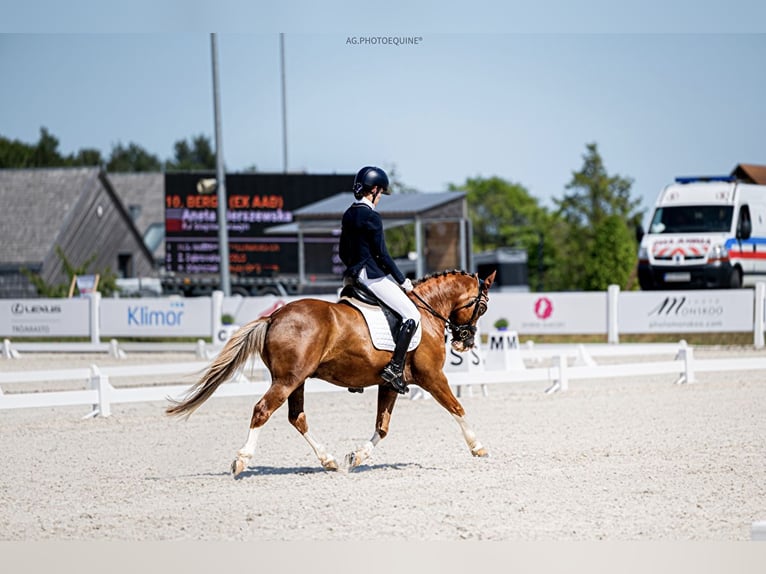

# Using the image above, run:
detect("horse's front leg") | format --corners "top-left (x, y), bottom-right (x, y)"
top-left (424, 372), bottom-right (489, 458)
top-left (288, 383), bottom-right (338, 471)
top-left (345, 384), bottom-right (398, 470)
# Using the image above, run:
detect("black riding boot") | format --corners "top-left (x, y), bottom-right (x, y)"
top-left (380, 319), bottom-right (417, 394)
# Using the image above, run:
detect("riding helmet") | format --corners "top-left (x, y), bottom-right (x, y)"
top-left (353, 166), bottom-right (390, 199)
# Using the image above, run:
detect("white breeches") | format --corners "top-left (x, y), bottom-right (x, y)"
top-left (359, 269), bottom-right (419, 323)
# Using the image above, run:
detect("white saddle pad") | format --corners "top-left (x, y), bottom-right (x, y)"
top-left (340, 297), bottom-right (421, 352)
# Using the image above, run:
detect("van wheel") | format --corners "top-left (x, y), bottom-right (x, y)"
top-left (729, 268), bottom-right (742, 289)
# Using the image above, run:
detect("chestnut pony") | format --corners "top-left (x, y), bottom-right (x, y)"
top-left (166, 269), bottom-right (496, 476)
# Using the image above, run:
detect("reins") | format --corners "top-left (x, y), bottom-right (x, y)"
top-left (410, 275), bottom-right (487, 343)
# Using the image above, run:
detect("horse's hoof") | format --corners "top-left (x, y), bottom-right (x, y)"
top-left (322, 458), bottom-right (339, 471)
top-left (344, 452), bottom-right (359, 470)
top-left (472, 448), bottom-right (489, 458)
top-left (231, 458), bottom-right (247, 477)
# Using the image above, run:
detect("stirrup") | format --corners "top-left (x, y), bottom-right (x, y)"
top-left (381, 365), bottom-right (409, 394)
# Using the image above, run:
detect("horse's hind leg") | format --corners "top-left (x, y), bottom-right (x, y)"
top-left (232, 384), bottom-right (292, 477)
top-left (345, 385), bottom-right (399, 470)
top-left (288, 383), bottom-right (339, 471)
top-left (423, 373), bottom-right (488, 458)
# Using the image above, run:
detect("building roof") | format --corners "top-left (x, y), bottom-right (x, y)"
top-left (265, 191), bottom-right (467, 235)
top-left (0, 167), bottom-right (100, 266)
top-left (108, 172), bottom-right (165, 256)
top-left (0, 167), bottom-right (155, 281)
top-left (292, 191), bottom-right (466, 220)
top-left (731, 163), bottom-right (766, 185)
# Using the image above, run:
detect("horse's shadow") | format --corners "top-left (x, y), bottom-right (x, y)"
top-left (147, 461), bottom-right (433, 482)
top-left (232, 461), bottom-right (428, 479)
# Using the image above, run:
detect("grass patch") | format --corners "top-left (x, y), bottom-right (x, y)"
top-left (514, 332), bottom-right (755, 347)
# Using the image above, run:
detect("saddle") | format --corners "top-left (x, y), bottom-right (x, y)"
top-left (338, 283), bottom-right (421, 353)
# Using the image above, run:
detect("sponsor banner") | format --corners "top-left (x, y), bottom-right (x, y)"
top-left (479, 292), bottom-right (607, 334)
top-left (100, 297), bottom-right (212, 337)
top-left (619, 290), bottom-right (753, 333)
top-left (226, 294), bottom-right (336, 324)
top-left (0, 298), bottom-right (90, 337)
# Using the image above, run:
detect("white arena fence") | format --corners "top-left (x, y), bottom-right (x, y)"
top-left (1, 284), bottom-right (766, 358)
top-left (3, 333), bottom-right (766, 416)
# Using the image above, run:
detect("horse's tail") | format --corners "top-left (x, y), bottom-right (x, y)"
top-left (165, 317), bottom-right (271, 419)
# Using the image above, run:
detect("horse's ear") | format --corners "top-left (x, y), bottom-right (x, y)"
top-left (482, 270), bottom-right (497, 291)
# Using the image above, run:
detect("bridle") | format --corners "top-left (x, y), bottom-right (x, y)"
top-left (411, 275), bottom-right (488, 344)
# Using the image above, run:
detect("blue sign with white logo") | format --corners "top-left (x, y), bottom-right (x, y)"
top-left (101, 298), bottom-right (212, 337)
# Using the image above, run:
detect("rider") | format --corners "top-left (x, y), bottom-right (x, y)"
top-left (339, 166), bottom-right (420, 394)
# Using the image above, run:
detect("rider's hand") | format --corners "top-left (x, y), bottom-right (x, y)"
top-left (401, 278), bottom-right (414, 292)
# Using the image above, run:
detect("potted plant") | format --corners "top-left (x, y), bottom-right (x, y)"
top-left (221, 313), bottom-right (236, 325)
top-left (493, 318), bottom-right (509, 331)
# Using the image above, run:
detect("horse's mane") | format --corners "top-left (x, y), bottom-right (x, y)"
top-left (412, 269), bottom-right (476, 288)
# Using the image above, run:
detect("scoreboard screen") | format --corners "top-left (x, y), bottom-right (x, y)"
top-left (164, 173), bottom-right (350, 277)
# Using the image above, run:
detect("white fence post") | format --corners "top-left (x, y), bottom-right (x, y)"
top-left (607, 284), bottom-right (620, 344)
top-left (545, 354), bottom-right (569, 394)
top-left (109, 339), bottom-right (126, 359)
top-left (755, 282), bottom-right (765, 349)
top-left (89, 291), bottom-right (101, 345)
top-left (86, 365), bottom-right (112, 418)
top-left (211, 291), bottom-right (224, 341)
top-left (2, 339), bottom-right (20, 359)
top-left (675, 341), bottom-right (696, 385)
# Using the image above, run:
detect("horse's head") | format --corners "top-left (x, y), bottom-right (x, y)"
top-left (412, 269), bottom-right (497, 353)
top-left (447, 270), bottom-right (496, 352)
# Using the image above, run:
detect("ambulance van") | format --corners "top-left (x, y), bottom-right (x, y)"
top-left (637, 176), bottom-right (765, 290)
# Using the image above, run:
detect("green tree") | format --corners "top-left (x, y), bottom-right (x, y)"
top-left (383, 164), bottom-right (418, 258)
top-left (0, 127), bottom-right (67, 168)
top-left (165, 134), bottom-right (216, 170)
top-left (582, 214), bottom-right (636, 290)
top-left (33, 127), bottom-right (67, 166)
top-left (450, 176), bottom-right (559, 290)
top-left (556, 143), bottom-right (642, 229)
top-left (107, 142), bottom-right (162, 172)
top-left (0, 134), bottom-right (36, 167)
top-left (0, 127), bottom-right (103, 168)
top-left (72, 148), bottom-right (103, 167)
top-left (554, 143), bottom-right (643, 290)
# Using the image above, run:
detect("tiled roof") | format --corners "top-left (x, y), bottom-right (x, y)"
top-left (731, 163), bottom-right (766, 185)
top-left (0, 167), bottom-right (100, 265)
top-left (108, 172), bottom-right (165, 255)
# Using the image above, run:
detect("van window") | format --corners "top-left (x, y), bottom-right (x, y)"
top-left (649, 206), bottom-right (733, 234)
top-left (737, 205), bottom-right (752, 239)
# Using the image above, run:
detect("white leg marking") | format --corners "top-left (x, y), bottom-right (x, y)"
top-left (452, 414), bottom-right (486, 455)
top-left (237, 426), bottom-right (261, 461)
top-left (347, 431), bottom-right (382, 468)
top-left (302, 431), bottom-right (338, 470)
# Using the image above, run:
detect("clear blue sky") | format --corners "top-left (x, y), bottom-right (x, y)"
top-left (2, 2), bottom-right (766, 223)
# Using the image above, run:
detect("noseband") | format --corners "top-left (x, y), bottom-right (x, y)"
top-left (411, 276), bottom-right (488, 344)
